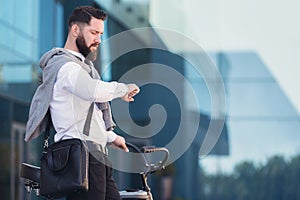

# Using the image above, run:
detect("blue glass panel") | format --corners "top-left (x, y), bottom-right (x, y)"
top-left (2, 64), bottom-right (32, 83)
top-left (227, 81), bottom-right (298, 117)
top-left (15, 34), bottom-right (33, 60)
top-left (0, 24), bottom-right (14, 54)
top-left (0, 47), bottom-right (27, 64)
top-left (39, 0), bottom-right (54, 54)
top-left (217, 52), bottom-right (274, 79)
top-left (0, 0), bottom-right (14, 25)
top-left (55, 2), bottom-right (64, 47)
top-left (15, 0), bottom-right (32, 36)
top-left (183, 52), bottom-right (222, 115)
top-left (185, 80), bottom-right (211, 115)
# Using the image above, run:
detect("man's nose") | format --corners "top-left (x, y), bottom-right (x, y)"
top-left (95, 36), bottom-right (101, 44)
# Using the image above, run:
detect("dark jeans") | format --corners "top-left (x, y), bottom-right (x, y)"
top-left (66, 151), bottom-right (121, 200)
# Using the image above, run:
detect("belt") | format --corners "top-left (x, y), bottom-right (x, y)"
top-left (86, 141), bottom-right (108, 155)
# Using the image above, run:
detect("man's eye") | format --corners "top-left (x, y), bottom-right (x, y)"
top-left (91, 30), bottom-right (98, 35)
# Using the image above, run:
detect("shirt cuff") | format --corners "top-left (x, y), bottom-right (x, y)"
top-left (107, 131), bottom-right (117, 142)
top-left (114, 83), bottom-right (128, 98)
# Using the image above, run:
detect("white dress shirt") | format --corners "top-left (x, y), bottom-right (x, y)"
top-left (50, 50), bottom-right (128, 146)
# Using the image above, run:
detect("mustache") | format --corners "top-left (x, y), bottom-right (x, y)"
top-left (89, 43), bottom-right (99, 48)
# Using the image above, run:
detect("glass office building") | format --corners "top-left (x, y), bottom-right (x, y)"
top-left (0, 0), bottom-right (299, 199)
top-left (0, 0), bottom-right (63, 199)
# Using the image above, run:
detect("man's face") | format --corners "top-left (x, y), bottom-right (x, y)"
top-left (76, 17), bottom-right (104, 61)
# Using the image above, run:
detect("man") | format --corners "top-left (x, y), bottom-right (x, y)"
top-left (25, 6), bottom-right (139, 200)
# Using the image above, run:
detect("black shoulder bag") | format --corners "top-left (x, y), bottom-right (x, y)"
top-left (40, 103), bottom-right (94, 199)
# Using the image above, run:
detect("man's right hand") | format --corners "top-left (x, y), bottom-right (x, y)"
top-left (110, 135), bottom-right (129, 152)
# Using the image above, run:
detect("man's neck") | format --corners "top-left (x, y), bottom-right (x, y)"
top-left (64, 37), bottom-right (79, 53)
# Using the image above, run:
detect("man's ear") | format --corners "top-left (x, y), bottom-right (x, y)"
top-left (71, 24), bottom-right (80, 37)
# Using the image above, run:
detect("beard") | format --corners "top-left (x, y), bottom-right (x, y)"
top-left (76, 33), bottom-right (98, 61)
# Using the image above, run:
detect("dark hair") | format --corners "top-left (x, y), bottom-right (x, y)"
top-left (68, 6), bottom-right (107, 28)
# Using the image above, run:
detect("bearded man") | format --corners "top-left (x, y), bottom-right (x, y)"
top-left (25, 6), bottom-right (139, 200)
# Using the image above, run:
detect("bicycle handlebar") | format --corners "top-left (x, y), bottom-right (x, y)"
top-left (125, 142), bottom-right (169, 174)
top-left (125, 142), bottom-right (143, 153)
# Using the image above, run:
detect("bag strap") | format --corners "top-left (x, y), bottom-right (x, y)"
top-left (43, 59), bottom-right (95, 150)
top-left (83, 103), bottom-right (94, 136)
top-left (43, 103), bottom-right (94, 149)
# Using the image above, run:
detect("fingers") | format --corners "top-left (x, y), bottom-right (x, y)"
top-left (112, 136), bottom-right (129, 152)
top-left (121, 93), bottom-right (134, 102)
top-left (122, 84), bottom-right (140, 102)
top-left (127, 84), bottom-right (140, 94)
top-left (128, 89), bottom-right (139, 97)
top-left (122, 143), bottom-right (129, 152)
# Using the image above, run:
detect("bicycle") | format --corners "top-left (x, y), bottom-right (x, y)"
top-left (119, 143), bottom-right (169, 200)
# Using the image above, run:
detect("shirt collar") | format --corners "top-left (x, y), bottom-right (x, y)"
top-left (66, 49), bottom-right (85, 62)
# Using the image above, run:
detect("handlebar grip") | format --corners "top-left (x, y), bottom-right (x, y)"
top-left (125, 142), bottom-right (170, 173)
top-left (141, 146), bottom-right (156, 153)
